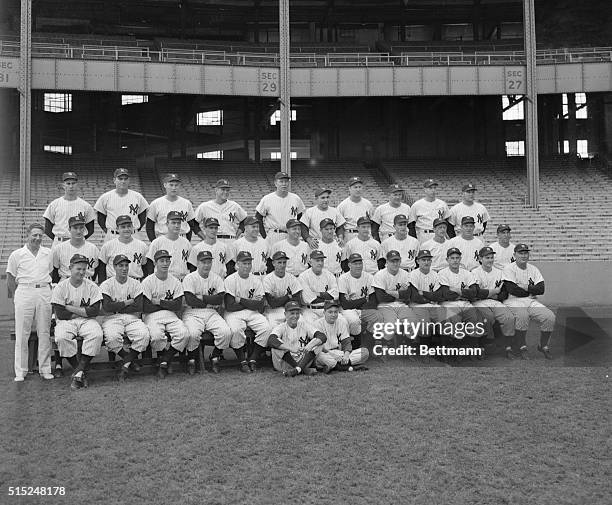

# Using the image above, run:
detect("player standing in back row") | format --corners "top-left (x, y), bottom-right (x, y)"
top-left (408, 179), bottom-right (454, 244)
top-left (449, 183), bottom-right (490, 237)
top-left (337, 176), bottom-right (374, 243)
top-left (371, 183), bottom-right (411, 242)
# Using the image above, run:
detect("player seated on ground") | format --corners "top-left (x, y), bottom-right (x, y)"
top-left (437, 247), bottom-right (484, 356)
top-left (408, 179), bottom-right (454, 244)
top-left (338, 253), bottom-right (381, 349)
top-left (141, 249), bottom-right (190, 379)
top-left (223, 251), bottom-right (271, 372)
top-left (342, 217), bottom-right (381, 275)
top-left (371, 183), bottom-right (411, 242)
top-left (188, 217), bottom-right (235, 278)
top-left (300, 186), bottom-right (345, 250)
top-left (270, 218), bottom-right (311, 277)
top-left (232, 216), bottom-right (269, 276)
top-left (337, 176), bottom-right (374, 243)
top-left (51, 254), bottom-right (104, 390)
top-left (267, 301), bottom-right (327, 377)
top-left (471, 247), bottom-right (516, 358)
top-left (314, 300), bottom-right (369, 373)
top-left (379, 214), bottom-right (420, 272)
top-left (445, 216), bottom-right (484, 271)
top-left (147, 211), bottom-right (193, 281)
top-left (100, 254), bottom-right (150, 382)
top-left (421, 217), bottom-right (450, 273)
top-left (99, 214), bottom-right (150, 282)
top-left (263, 251), bottom-right (303, 327)
top-left (299, 250), bottom-right (340, 327)
top-left (449, 183), bottom-right (489, 237)
top-left (490, 224), bottom-right (516, 270)
top-left (317, 218), bottom-right (343, 278)
top-left (52, 215), bottom-right (101, 282)
top-left (182, 251), bottom-right (232, 375)
top-left (502, 244), bottom-right (555, 359)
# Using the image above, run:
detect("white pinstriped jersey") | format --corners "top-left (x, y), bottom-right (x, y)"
top-left (408, 269), bottom-right (440, 294)
top-left (318, 239), bottom-right (343, 276)
top-left (233, 237), bottom-right (269, 274)
top-left (371, 202), bottom-right (411, 236)
top-left (299, 206), bottom-right (345, 240)
top-left (298, 268), bottom-right (338, 305)
top-left (372, 268), bottom-right (411, 307)
top-left (147, 235), bottom-right (192, 280)
top-left (270, 320), bottom-right (318, 351)
top-left (490, 242), bottom-right (516, 270)
top-left (472, 266), bottom-right (504, 291)
top-left (182, 271), bottom-right (225, 305)
top-left (43, 197), bottom-right (95, 238)
top-left (343, 237), bottom-right (380, 275)
top-left (51, 278), bottom-right (102, 308)
top-left (502, 263), bottom-right (544, 299)
top-left (255, 192), bottom-right (305, 233)
top-left (224, 273), bottom-right (264, 300)
top-left (271, 239), bottom-right (311, 277)
top-left (338, 271), bottom-right (374, 300)
top-left (420, 238), bottom-right (449, 272)
top-left (437, 267), bottom-right (477, 292)
top-left (263, 271), bottom-right (302, 298)
top-left (99, 238), bottom-right (148, 279)
top-left (408, 198), bottom-right (450, 230)
top-left (147, 196), bottom-right (195, 235)
top-left (141, 273), bottom-right (184, 301)
top-left (195, 200), bottom-right (247, 237)
top-left (52, 241), bottom-right (100, 279)
top-left (100, 277), bottom-right (143, 314)
top-left (445, 236), bottom-right (485, 271)
top-left (337, 197), bottom-right (374, 229)
top-left (94, 189), bottom-right (149, 232)
top-left (449, 201), bottom-right (490, 235)
top-left (380, 235), bottom-right (420, 271)
top-left (314, 316), bottom-right (350, 351)
top-left (188, 240), bottom-right (234, 278)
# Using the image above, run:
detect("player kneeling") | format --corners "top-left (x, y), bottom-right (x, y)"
top-left (268, 301), bottom-right (327, 377)
top-left (182, 251), bottom-right (232, 374)
top-left (51, 254), bottom-right (104, 390)
top-left (314, 300), bottom-right (369, 373)
top-left (100, 254), bottom-right (150, 381)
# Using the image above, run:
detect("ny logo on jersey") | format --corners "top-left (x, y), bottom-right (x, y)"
top-left (127, 294), bottom-right (132, 300)
top-left (474, 251), bottom-right (479, 261)
top-left (80, 298), bottom-right (91, 307)
top-left (395, 283), bottom-right (401, 290)
top-left (219, 252), bottom-right (226, 264)
top-left (77, 211), bottom-right (85, 222)
top-left (261, 251), bottom-right (267, 262)
top-left (460, 282), bottom-right (466, 289)
top-left (528, 277), bottom-right (535, 286)
top-left (301, 253), bottom-right (308, 265)
top-left (429, 283), bottom-right (435, 292)
top-left (286, 287), bottom-right (292, 296)
top-left (336, 252), bottom-right (342, 263)
top-left (408, 250), bottom-right (416, 260)
top-left (477, 213), bottom-right (484, 224)
top-left (495, 279), bottom-right (503, 288)
top-left (128, 204), bottom-right (139, 216)
top-left (324, 285), bottom-right (329, 292)
top-left (298, 335), bottom-right (310, 347)
top-left (87, 258), bottom-right (95, 269)
top-left (133, 252), bottom-right (143, 263)
top-left (245, 288), bottom-right (254, 299)
top-left (511, 256), bottom-right (516, 263)
top-left (291, 206), bottom-right (299, 217)
top-left (228, 212), bottom-right (238, 223)
top-left (370, 250), bottom-right (377, 260)
top-left (360, 286), bottom-right (369, 297)
top-left (437, 209), bottom-right (445, 219)
top-left (181, 250), bottom-right (189, 262)
top-left (208, 287), bottom-right (216, 295)
top-left (164, 290), bottom-right (173, 300)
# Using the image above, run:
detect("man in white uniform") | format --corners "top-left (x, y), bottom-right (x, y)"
top-left (421, 218), bottom-right (450, 273)
top-left (147, 211), bottom-right (193, 281)
top-left (343, 217), bottom-right (381, 275)
top-left (408, 179), bottom-right (453, 243)
top-left (270, 219), bottom-right (311, 277)
top-left (337, 176), bottom-right (374, 243)
top-left (380, 214), bottom-right (420, 272)
top-left (449, 183), bottom-right (490, 237)
top-left (490, 224), bottom-right (516, 270)
top-left (300, 187), bottom-right (345, 249)
top-left (99, 215), bottom-right (149, 280)
top-left (445, 216), bottom-right (485, 271)
top-left (371, 183), bottom-right (411, 242)
top-left (299, 250), bottom-right (339, 327)
top-left (263, 251), bottom-right (303, 327)
top-left (52, 215), bottom-right (101, 281)
top-left (188, 217), bottom-right (234, 279)
top-left (232, 216), bottom-right (269, 276)
top-left (317, 218), bottom-right (344, 278)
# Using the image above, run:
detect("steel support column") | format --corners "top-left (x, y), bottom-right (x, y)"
top-left (19, 0), bottom-right (32, 207)
top-left (279, 0), bottom-right (291, 175)
top-left (523, 0), bottom-right (539, 208)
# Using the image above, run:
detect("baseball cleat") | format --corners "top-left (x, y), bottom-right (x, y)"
top-left (53, 367), bottom-right (64, 378)
top-left (40, 373), bottom-right (55, 380)
top-left (248, 360), bottom-right (258, 372)
top-left (187, 360), bottom-right (196, 375)
top-left (517, 346), bottom-right (529, 360)
top-left (352, 365), bottom-right (369, 371)
top-left (210, 360), bottom-right (221, 374)
top-left (81, 374), bottom-right (89, 388)
top-left (505, 347), bottom-right (514, 360)
top-left (129, 361), bottom-right (142, 373)
top-left (282, 368), bottom-right (300, 377)
top-left (302, 367), bottom-right (318, 376)
top-left (157, 363), bottom-right (168, 379)
top-left (117, 367), bottom-right (129, 382)
top-left (14, 376), bottom-right (25, 382)
top-left (537, 345), bottom-right (552, 360)
top-left (70, 376), bottom-right (83, 390)
top-left (240, 362), bottom-right (251, 373)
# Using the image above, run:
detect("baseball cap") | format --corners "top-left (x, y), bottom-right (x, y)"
top-left (167, 210), bottom-right (183, 221)
top-left (315, 187), bottom-right (332, 197)
top-left (244, 216), bottom-right (258, 226)
top-left (497, 224), bottom-right (511, 233)
top-left (462, 183), bottom-right (477, 192)
top-left (461, 216), bottom-right (475, 225)
top-left (393, 214), bottom-right (409, 225)
top-left (389, 183), bottom-right (404, 192)
top-left (319, 218), bottom-right (335, 229)
top-left (349, 176), bottom-right (363, 187)
top-left (113, 254), bottom-right (131, 266)
top-left (357, 216), bottom-right (371, 226)
top-left (347, 253), bottom-right (363, 263)
top-left (197, 250), bottom-right (213, 262)
top-left (70, 253), bottom-right (89, 265)
top-left (514, 243), bottom-right (530, 253)
top-left (275, 171), bottom-right (290, 180)
top-left (423, 179), bottom-right (438, 188)
top-left (153, 250), bottom-right (172, 261)
top-left (446, 247), bottom-right (462, 257)
top-left (310, 250), bottom-right (326, 260)
top-left (163, 173), bottom-right (180, 183)
top-left (113, 168), bottom-right (129, 178)
top-left (204, 217), bottom-right (220, 228)
top-left (284, 300), bottom-right (301, 312)
top-left (324, 299), bottom-right (340, 310)
top-left (271, 251), bottom-right (289, 261)
top-left (433, 217), bottom-right (447, 228)
top-left (236, 251), bottom-right (253, 262)
top-left (286, 218), bottom-right (301, 229)
top-left (386, 250), bottom-right (401, 261)
top-left (62, 171), bottom-right (77, 181)
top-left (68, 215), bottom-right (86, 227)
top-left (215, 179), bottom-right (231, 188)
top-left (417, 250), bottom-right (433, 259)
top-left (479, 246), bottom-right (496, 257)
top-left (115, 215), bottom-right (132, 227)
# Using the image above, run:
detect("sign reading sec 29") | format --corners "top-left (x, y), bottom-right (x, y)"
top-left (260, 70), bottom-right (278, 95)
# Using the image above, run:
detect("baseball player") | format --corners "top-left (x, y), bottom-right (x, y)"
top-left (267, 300), bottom-right (326, 377)
top-left (471, 247), bottom-right (515, 359)
top-left (371, 183), bottom-right (411, 242)
top-left (502, 244), bottom-right (555, 359)
top-left (147, 211), bottom-right (193, 281)
top-left (342, 217), bottom-right (381, 275)
top-left (7, 223), bottom-right (54, 381)
top-left (408, 179), bottom-right (454, 243)
top-left (270, 219), bottom-right (311, 277)
top-left (337, 176), bottom-right (374, 243)
top-left (51, 254), bottom-right (104, 390)
top-left (317, 218), bottom-right (344, 277)
top-left (188, 217), bottom-right (234, 279)
top-left (51, 215), bottom-right (101, 282)
top-left (449, 183), bottom-right (490, 237)
top-left (43, 172), bottom-right (95, 247)
top-left (232, 216), bottom-right (270, 276)
top-left (94, 168), bottom-right (148, 242)
top-left (314, 300), bottom-right (370, 372)
top-left (255, 171), bottom-right (305, 246)
top-left (182, 250), bottom-right (233, 375)
top-left (421, 218), bottom-right (450, 273)
top-left (99, 215), bottom-right (149, 281)
top-left (490, 224), bottom-right (516, 270)
top-left (445, 216), bottom-right (485, 271)
top-left (380, 214), bottom-right (420, 271)
top-left (298, 250), bottom-right (339, 327)
top-left (99, 254), bottom-right (150, 382)
top-left (338, 253), bottom-right (381, 349)
top-left (195, 179), bottom-right (248, 246)
top-left (299, 187), bottom-right (345, 249)
top-left (263, 251), bottom-right (303, 327)
top-left (141, 249), bottom-right (190, 378)
top-left (223, 251), bottom-right (271, 372)
top-left (146, 173), bottom-right (203, 242)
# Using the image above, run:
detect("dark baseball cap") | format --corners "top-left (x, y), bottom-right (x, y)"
top-left (163, 173), bottom-right (180, 183)
top-left (244, 216), bottom-right (258, 226)
top-left (386, 250), bottom-right (401, 261)
top-left (275, 171), bottom-right (290, 180)
top-left (423, 179), bottom-right (438, 188)
top-left (324, 299), bottom-right (340, 310)
top-left (320, 218), bottom-right (335, 229)
top-left (461, 216), bottom-right (475, 225)
top-left (284, 300), bottom-right (301, 312)
top-left (417, 250), bottom-right (433, 259)
top-left (514, 243), bottom-right (530, 253)
top-left (70, 253), bottom-right (89, 265)
top-left (349, 176), bottom-right (363, 187)
top-left (389, 183), bottom-right (404, 192)
top-left (204, 217), bottom-right (220, 228)
top-left (447, 247), bottom-right (462, 257)
top-left (236, 251), bottom-right (253, 262)
top-left (497, 224), bottom-right (511, 233)
top-left (115, 215), bottom-right (132, 227)
top-left (433, 217), bottom-right (447, 228)
top-left (310, 250), bottom-right (326, 260)
top-left (68, 216), bottom-right (86, 227)
top-left (62, 171), bottom-right (77, 181)
top-left (357, 216), bottom-right (371, 226)
top-left (462, 183), bottom-right (477, 192)
top-left (479, 246), bottom-right (496, 257)
top-left (315, 187), bottom-right (332, 197)
top-left (197, 250), bottom-right (213, 262)
top-left (286, 218), bottom-right (301, 229)
top-left (113, 168), bottom-right (129, 178)
top-left (272, 251), bottom-right (289, 261)
top-left (347, 253), bottom-right (363, 263)
top-left (113, 254), bottom-right (131, 266)
top-left (153, 249), bottom-right (172, 261)
top-left (393, 214), bottom-right (409, 224)
top-left (167, 211), bottom-right (183, 221)
top-left (215, 179), bottom-right (231, 188)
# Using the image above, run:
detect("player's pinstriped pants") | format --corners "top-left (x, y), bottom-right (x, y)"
top-left (101, 314), bottom-right (150, 353)
top-left (503, 297), bottom-right (555, 332)
top-left (473, 299), bottom-right (515, 337)
top-left (440, 301), bottom-right (483, 338)
top-left (224, 309), bottom-right (271, 348)
top-left (315, 347), bottom-right (370, 369)
top-left (182, 308), bottom-right (232, 352)
top-left (376, 303), bottom-right (418, 340)
top-left (144, 310), bottom-right (189, 353)
top-left (54, 318), bottom-right (103, 357)
top-left (341, 308), bottom-right (382, 335)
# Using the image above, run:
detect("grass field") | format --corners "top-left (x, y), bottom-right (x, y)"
top-left (2, 320), bottom-right (610, 505)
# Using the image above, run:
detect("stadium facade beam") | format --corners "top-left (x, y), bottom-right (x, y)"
top-left (523, 0), bottom-right (539, 208)
top-left (19, 0), bottom-right (32, 207)
top-left (279, 0), bottom-right (291, 175)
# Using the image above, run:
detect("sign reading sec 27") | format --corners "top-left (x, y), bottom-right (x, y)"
top-left (505, 67), bottom-right (526, 94)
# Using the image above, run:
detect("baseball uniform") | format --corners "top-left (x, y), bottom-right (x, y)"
top-left (449, 201), bottom-right (490, 237)
top-left (270, 239), bottom-right (311, 277)
top-left (256, 192), bottom-right (305, 245)
top-left (420, 238), bottom-right (449, 272)
top-left (147, 196), bottom-right (196, 236)
top-left (372, 268), bottom-right (416, 336)
top-left (147, 235), bottom-right (192, 281)
top-left (472, 265), bottom-right (515, 338)
top-left (43, 197), bottom-right (95, 246)
top-left (188, 240), bottom-right (234, 279)
top-left (53, 240), bottom-right (100, 280)
top-left (298, 267), bottom-right (339, 326)
top-left (337, 197), bottom-right (374, 241)
top-left (490, 241), bottom-right (516, 270)
top-left (318, 239), bottom-right (344, 277)
top-left (269, 319), bottom-right (322, 373)
top-left (263, 271), bottom-right (303, 326)
top-left (337, 270), bottom-right (381, 335)
top-left (99, 237), bottom-right (148, 279)
top-left (371, 202), bottom-right (411, 240)
top-left (94, 189), bottom-right (149, 240)
top-left (233, 236), bottom-right (269, 276)
top-left (343, 237), bottom-right (381, 275)
top-left (195, 199), bottom-right (247, 243)
top-left (409, 198), bottom-right (451, 243)
top-left (313, 316), bottom-right (369, 369)
top-left (408, 268), bottom-right (444, 326)
top-left (445, 236), bottom-right (485, 271)
top-left (300, 206), bottom-right (345, 241)
top-left (380, 235), bottom-right (420, 271)
top-left (437, 267), bottom-right (482, 331)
